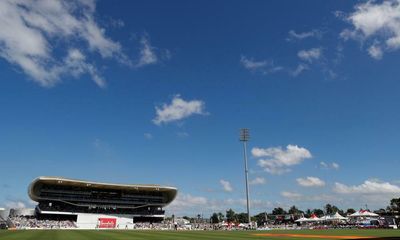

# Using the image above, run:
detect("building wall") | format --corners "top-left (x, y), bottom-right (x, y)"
top-left (76, 213), bottom-right (134, 229)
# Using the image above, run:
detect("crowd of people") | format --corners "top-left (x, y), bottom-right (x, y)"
top-left (9, 216), bottom-right (77, 229)
top-left (131, 222), bottom-right (223, 230)
top-left (38, 202), bottom-right (164, 216)
top-left (5, 214), bottom-right (397, 230)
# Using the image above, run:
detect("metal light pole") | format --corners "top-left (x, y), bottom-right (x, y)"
top-left (240, 128), bottom-right (251, 225)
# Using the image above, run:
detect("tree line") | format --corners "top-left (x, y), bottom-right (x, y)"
top-left (207, 197), bottom-right (400, 224)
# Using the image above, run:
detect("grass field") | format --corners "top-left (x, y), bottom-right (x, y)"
top-left (0, 229), bottom-right (400, 240)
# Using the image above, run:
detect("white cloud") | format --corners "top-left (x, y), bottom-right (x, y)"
top-left (281, 192), bottom-right (340, 204)
top-left (240, 56), bottom-right (268, 70)
top-left (281, 191), bottom-right (302, 200)
top-left (291, 63), bottom-right (309, 76)
top-left (332, 162), bottom-right (340, 170)
top-left (167, 193), bottom-right (208, 212)
top-left (0, 0), bottom-right (127, 87)
top-left (368, 43), bottom-right (383, 60)
top-left (332, 179), bottom-right (400, 209)
top-left (240, 56), bottom-right (283, 74)
top-left (249, 177), bottom-right (266, 185)
top-left (320, 161), bottom-right (328, 168)
top-left (166, 193), bottom-right (274, 215)
top-left (6, 201), bottom-right (26, 209)
top-left (287, 29), bottom-right (322, 41)
top-left (5, 200), bottom-right (34, 209)
top-left (64, 48), bottom-right (106, 88)
top-left (341, 0), bottom-right (400, 59)
top-left (320, 161), bottom-right (340, 170)
top-left (220, 179), bottom-right (233, 192)
top-left (297, 48), bottom-right (322, 62)
top-left (109, 18), bottom-right (125, 28)
top-left (252, 145), bottom-right (312, 174)
top-left (297, 176), bottom-right (326, 187)
top-left (333, 180), bottom-right (400, 194)
top-left (136, 35), bottom-right (158, 67)
top-left (153, 95), bottom-right (207, 125)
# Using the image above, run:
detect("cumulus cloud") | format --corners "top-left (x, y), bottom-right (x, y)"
top-left (332, 180), bottom-right (400, 209)
top-left (136, 35), bottom-right (158, 67)
top-left (297, 176), bottom-right (326, 187)
top-left (166, 193), bottom-right (208, 214)
top-left (166, 193), bottom-right (273, 215)
top-left (281, 191), bottom-right (302, 200)
top-left (333, 180), bottom-right (400, 194)
top-left (0, 0), bottom-right (129, 87)
top-left (249, 177), bottom-right (266, 185)
top-left (287, 29), bottom-right (322, 41)
top-left (153, 95), bottom-right (207, 125)
top-left (174, 193), bottom-right (208, 206)
top-left (252, 145), bottom-right (312, 174)
top-left (297, 48), bottom-right (322, 62)
top-left (220, 179), bottom-right (233, 192)
top-left (281, 192), bottom-right (340, 204)
top-left (368, 43), bottom-right (384, 60)
top-left (340, 0), bottom-right (400, 59)
top-left (240, 56), bottom-right (283, 74)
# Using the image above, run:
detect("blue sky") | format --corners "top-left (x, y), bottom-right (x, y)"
top-left (1, 0), bottom-right (400, 216)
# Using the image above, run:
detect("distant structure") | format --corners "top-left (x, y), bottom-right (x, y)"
top-left (239, 128), bottom-right (250, 224)
top-left (26, 176), bottom-right (177, 229)
top-left (0, 208), bottom-right (9, 229)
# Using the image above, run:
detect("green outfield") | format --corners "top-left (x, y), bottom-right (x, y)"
top-left (0, 229), bottom-right (399, 240)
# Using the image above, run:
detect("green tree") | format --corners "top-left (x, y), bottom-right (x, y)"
top-left (305, 209), bottom-right (312, 218)
top-left (288, 205), bottom-right (303, 215)
top-left (325, 204), bottom-right (341, 215)
top-left (272, 207), bottom-right (287, 215)
top-left (325, 204), bottom-right (333, 215)
top-left (226, 208), bottom-right (236, 222)
top-left (346, 208), bottom-right (356, 215)
top-left (211, 213), bottom-right (219, 224)
top-left (387, 198), bottom-right (400, 214)
top-left (312, 209), bottom-right (324, 217)
top-left (217, 212), bottom-right (224, 222)
top-left (288, 205), bottom-right (297, 214)
top-left (374, 208), bottom-right (386, 215)
top-left (253, 212), bottom-right (268, 225)
top-left (236, 212), bottom-right (248, 223)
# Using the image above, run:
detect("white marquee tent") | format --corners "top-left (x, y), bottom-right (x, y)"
top-left (349, 210), bottom-right (379, 218)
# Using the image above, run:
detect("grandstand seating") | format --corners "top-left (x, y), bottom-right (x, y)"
top-left (24, 176), bottom-right (178, 228)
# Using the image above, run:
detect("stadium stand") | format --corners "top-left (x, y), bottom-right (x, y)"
top-left (9, 176), bottom-right (179, 229)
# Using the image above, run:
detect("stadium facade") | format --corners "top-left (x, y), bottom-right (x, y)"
top-left (27, 176), bottom-right (177, 229)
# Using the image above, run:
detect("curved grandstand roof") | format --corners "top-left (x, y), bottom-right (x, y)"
top-left (28, 176), bottom-right (177, 206)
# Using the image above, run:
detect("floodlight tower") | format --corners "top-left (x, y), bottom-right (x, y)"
top-left (240, 128), bottom-right (251, 225)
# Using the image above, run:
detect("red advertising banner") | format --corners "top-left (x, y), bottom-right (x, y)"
top-left (98, 218), bottom-right (117, 228)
